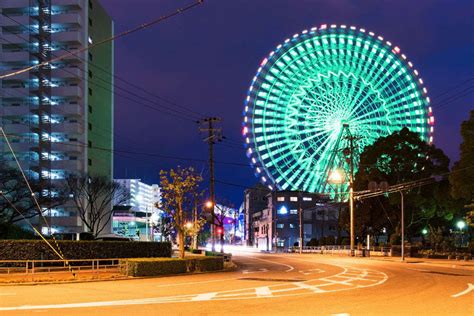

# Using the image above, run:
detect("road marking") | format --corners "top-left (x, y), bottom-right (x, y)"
top-left (155, 278), bottom-right (236, 288)
top-left (0, 293), bottom-right (16, 296)
top-left (241, 255), bottom-right (295, 272)
top-left (242, 268), bottom-right (268, 274)
top-left (255, 286), bottom-right (272, 297)
top-left (332, 313), bottom-right (351, 316)
top-left (192, 292), bottom-right (217, 301)
top-left (451, 283), bottom-right (474, 298)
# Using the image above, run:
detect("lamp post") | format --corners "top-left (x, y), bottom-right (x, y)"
top-left (328, 168), bottom-right (354, 255)
top-left (400, 191), bottom-right (405, 262)
top-left (456, 220), bottom-right (466, 247)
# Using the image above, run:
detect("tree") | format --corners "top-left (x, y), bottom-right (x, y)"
top-left (0, 162), bottom-right (65, 227)
top-left (158, 166), bottom-right (202, 259)
top-left (352, 127), bottom-right (451, 243)
top-left (66, 174), bottom-right (129, 237)
top-left (449, 110), bottom-right (474, 226)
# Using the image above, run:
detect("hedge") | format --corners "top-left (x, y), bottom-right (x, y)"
top-left (0, 240), bottom-right (172, 260)
top-left (122, 256), bottom-right (224, 277)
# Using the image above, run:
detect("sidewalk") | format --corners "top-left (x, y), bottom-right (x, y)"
top-left (369, 256), bottom-right (474, 270)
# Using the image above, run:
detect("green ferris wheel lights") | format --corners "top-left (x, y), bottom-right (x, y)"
top-left (243, 24), bottom-right (434, 193)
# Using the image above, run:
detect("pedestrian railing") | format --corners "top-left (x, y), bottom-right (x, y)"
top-left (0, 258), bottom-right (129, 282)
top-left (286, 246), bottom-right (392, 257)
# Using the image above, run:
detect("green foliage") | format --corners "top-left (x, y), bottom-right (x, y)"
top-left (125, 258), bottom-right (187, 277)
top-left (351, 128), bottom-right (454, 241)
top-left (0, 240), bottom-right (171, 260)
top-left (123, 257), bottom-right (223, 277)
top-left (450, 110), bottom-right (474, 202)
top-left (0, 223), bottom-right (37, 240)
top-left (159, 166), bottom-right (203, 259)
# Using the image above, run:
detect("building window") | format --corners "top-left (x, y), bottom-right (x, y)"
top-left (303, 197), bottom-right (312, 201)
top-left (88, 105), bottom-right (92, 113)
top-left (89, 0), bottom-right (93, 9)
top-left (88, 36), bottom-right (93, 45)
top-left (88, 159), bottom-right (92, 166)
top-left (277, 196), bottom-right (285, 202)
top-left (276, 224), bottom-right (284, 229)
top-left (88, 70), bottom-right (93, 78)
top-left (289, 224), bottom-right (295, 229)
top-left (290, 209), bottom-right (298, 215)
top-left (88, 123), bottom-right (92, 131)
top-left (88, 52), bottom-right (93, 61)
top-left (88, 141), bottom-right (92, 148)
top-left (88, 88), bottom-right (92, 95)
top-left (88, 18), bottom-right (93, 27)
top-left (290, 196), bottom-right (298, 202)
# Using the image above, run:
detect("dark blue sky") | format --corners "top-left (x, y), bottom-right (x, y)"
top-left (100, 0), bottom-right (474, 205)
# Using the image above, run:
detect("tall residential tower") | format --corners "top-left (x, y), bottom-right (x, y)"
top-left (0, 0), bottom-right (114, 234)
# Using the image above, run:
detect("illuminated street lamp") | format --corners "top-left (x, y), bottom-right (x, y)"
top-left (328, 168), bottom-right (354, 256)
top-left (185, 222), bottom-right (192, 230)
top-left (205, 200), bottom-right (214, 209)
top-left (456, 220), bottom-right (466, 246)
top-left (421, 228), bottom-right (428, 235)
top-left (456, 220), bottom-right (466, 230)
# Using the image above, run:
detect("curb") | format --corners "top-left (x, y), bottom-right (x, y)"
top-left (0, 261), bottom-right (238, 287)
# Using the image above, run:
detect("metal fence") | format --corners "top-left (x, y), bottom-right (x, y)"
top-left (286, 245), bottom-right (392, 257)
top-left (0, 258), bottom-right (129, 282)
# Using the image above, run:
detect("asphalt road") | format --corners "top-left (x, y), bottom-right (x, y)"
top-left (0, 253), bottom-right (472, 316)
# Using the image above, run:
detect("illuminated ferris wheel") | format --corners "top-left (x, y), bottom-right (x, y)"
top-left (242, 24), bottom-right (434, 193)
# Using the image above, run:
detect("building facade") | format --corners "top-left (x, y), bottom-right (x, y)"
top-left (249, 191), bottom-right (340, 251)
top-left (0, 0), bottom-right (114, 234)
top-left (112, 179), bottom-right (162, 240)
top-left (243, 183), bottom-right (271, 246)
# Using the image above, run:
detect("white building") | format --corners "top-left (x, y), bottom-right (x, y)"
top-left (112, 179), bottom-right (162, 240)
top-left (0, 0), bottom-right (114, 234)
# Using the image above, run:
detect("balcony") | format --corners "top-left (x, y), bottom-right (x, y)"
top-left (51, 121), bottom-right (84, 134)
top-left (52, 31), bottom-right (82, 45)
top-left (10, 142), bottom-right (37, 152)
top-left (57, 104), bottom-right (83, 116)
top-left (1, 0), bottom-right (29, 9)
top-left (50, 159), bottom-right (83, 171)
top-left (51, 13), bottom-right (82, 25)
top-left (0, 15), bottom-right (29, 27)
top-left (1, 87), bottom-right (30, 97)
top-left (0, 51), bottom-right (30, 62)
top-left (52, 67), bottom-right (82, 79)
top-left (2, 124), bottom-right (31, 134)
top-left (1, 105), bottom-right (31, 116)
top-left (52, 86), bottom-right (82, 97)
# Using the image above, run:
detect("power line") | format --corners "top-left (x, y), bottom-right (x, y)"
top-left (0, 0), bottom-right (204, 80)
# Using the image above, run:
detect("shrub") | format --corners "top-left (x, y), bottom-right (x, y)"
top-left (0, 240), bottom-right (172, 260)
top-left (122, 257), bottom-right (224, 276)
top-left (195, 257), bottom-right (223, 271)
top-left (125, 258), bottom-right (187, 276)
top-left (190, 249), bottom-right (202, 254)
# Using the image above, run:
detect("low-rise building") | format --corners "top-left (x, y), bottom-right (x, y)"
top-left (248, 190), bottom-right (340, 251)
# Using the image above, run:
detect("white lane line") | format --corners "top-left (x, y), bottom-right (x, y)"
top-left (0, 293), bottom-right (16, 296)
top-left (332, 313), bottom-right (351, 316)
top-left (155, 278), bottom-right (236, 288)
top-left (241, 255), bottom-right (295, 272)
top-left (255, 287), bottom-right (272, 297)
top-left (451, 283), bottom-right (474, 298)
top-left (293, 282), bottom-right (325, 293)
top-left (192, 292), bottom-right (217, 301)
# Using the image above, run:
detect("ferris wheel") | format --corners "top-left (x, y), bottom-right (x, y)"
top-left (242, 24), bottom-right (434, 193)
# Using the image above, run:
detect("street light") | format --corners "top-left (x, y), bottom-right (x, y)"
top-left (421, 228), bottom-right (428, 235)
top-left (205, 200), bottom-right (214, 209)
top-left (328, 168), bottom-right (354, 256)
top-left (456, 220), bottom-right (466, 246)
top-left (185, 222), bottom-right (192, 230)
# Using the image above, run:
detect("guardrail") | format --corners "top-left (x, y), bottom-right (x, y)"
top-left (0, 258), bottom-right (129, 282)
top-left (286, 246), bottom-right (392, 257)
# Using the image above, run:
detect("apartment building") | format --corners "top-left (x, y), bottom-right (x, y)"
top-left (0, 0), bottom-right (114, 234)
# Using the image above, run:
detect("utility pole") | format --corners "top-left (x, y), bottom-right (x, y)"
top-left (299, 191), bottom-right (303, 254)
top-left (198, 117), bottom-right (223, 252)
top-left (348, 128), bottom-right (355, 257)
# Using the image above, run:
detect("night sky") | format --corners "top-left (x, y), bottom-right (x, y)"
top-left (99, 0), bottom-right (474, 205)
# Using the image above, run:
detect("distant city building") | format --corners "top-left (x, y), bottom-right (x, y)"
top-left (0, 0), bottom-right (114, 235)
top-left (246, 190), bottom-right (340, 251)
top-left (243, 183), bottom-right (271, 246)
top-left (112, 179), bottom-right (162, 240)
